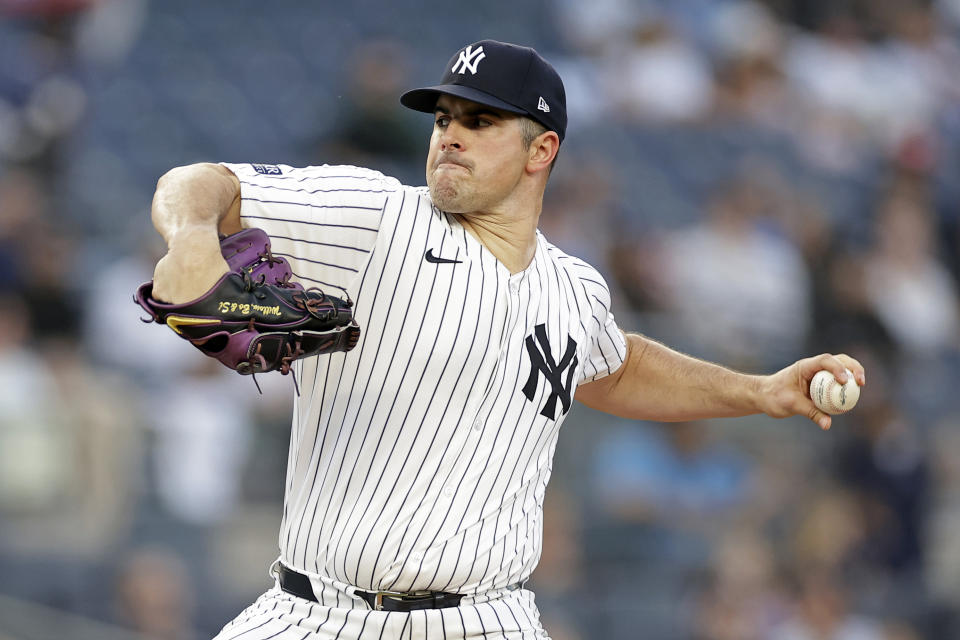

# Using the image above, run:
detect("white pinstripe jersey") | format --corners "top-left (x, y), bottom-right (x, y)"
top-left (223, 162), bottom-right (628, 596)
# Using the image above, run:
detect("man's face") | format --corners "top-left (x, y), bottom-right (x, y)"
top-left (426, 94), bottom-right (529, 214)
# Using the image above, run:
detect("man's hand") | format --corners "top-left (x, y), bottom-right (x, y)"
top-left (758, 353), bottom-right (866, 430)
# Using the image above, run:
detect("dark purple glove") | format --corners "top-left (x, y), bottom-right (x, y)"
top-left (135, 228), bottom-right (360, 375)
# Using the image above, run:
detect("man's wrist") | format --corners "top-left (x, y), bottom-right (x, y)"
top-left (737, 373), bottom-right (770, 417)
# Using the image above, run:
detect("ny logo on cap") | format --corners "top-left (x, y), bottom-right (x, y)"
top-left (537, 97), bottom-right (550, 113)
top-left (451, 45), bottom-right (486, 75)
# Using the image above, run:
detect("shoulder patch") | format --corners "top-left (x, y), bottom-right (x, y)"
top-left (251, 163), bottom-right (282, 175)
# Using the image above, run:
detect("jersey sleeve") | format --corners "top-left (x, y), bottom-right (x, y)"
top-left (577, 266), bottom-right (628, 385)
top-left (220, 163), bottom-right (401, 296)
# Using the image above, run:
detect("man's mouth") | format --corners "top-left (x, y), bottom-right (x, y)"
top-left (435, 155), bottom-right (470, 171)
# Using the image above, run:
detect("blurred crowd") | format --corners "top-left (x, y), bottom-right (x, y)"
top-left (2, 0), bottom-right (960, 639)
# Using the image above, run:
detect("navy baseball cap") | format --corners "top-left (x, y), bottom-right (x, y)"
top-left (401, 40), bottom-right (567, 143)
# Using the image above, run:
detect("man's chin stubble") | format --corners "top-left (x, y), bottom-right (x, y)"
top-left (429, 183), bottom-right (464, 213)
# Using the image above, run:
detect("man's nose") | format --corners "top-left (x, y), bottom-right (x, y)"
top-left (439, 123), bottom-right (463, 150)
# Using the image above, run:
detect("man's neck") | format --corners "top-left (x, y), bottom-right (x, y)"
top-left (454, 209), bottom-right (539, 274)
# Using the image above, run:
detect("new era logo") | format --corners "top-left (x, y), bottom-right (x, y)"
top-left (537, 96), bottom-right (550, 113)
top-left (451, 45), bottom-right (486, 75)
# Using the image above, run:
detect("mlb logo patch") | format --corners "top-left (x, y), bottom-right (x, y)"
top-left (251, 163), bottom-right (282, 175)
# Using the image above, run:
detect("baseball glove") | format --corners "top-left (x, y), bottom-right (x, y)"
top-left (135, 228), bottom-right (360, 376)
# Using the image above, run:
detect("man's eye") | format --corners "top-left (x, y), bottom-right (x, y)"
top-left (435, 117), bottom-right (450, 127)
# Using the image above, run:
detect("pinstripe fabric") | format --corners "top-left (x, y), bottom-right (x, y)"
top-left (213, 584), bottom-right (549, 639)
top-left (216, 163), bottom-right (627, 638)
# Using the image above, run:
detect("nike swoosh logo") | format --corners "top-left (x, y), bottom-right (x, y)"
top-left (166, 315), bottom-right (220, 335)
top-left (425, 249), bottom-right (462, 264)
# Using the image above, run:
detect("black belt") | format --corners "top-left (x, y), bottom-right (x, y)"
top-left (277, 564), bottom-right (463, 612)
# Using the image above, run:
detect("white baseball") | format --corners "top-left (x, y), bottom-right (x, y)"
top-left (810, 368), bottom-right (860, 415)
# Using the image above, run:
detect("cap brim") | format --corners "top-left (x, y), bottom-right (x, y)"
top-left (400, 84), bottom-right (527, 116)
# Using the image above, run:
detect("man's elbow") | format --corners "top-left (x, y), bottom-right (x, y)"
top-left (156, 162), bottom-right (229, 193)
top-left (150, 162), bottom-right (242, 234)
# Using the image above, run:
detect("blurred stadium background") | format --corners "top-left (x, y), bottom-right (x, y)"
top-left (2, 0), bottom-right (960, 638)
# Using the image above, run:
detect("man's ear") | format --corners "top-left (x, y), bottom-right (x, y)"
top-left (527, 131), bottom-right (560, 174)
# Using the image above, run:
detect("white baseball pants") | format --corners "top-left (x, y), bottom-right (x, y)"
top-left (212, 581), bottom-right (550, 640)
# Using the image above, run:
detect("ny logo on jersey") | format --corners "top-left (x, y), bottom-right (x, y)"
top-left (451, 45), bottom-right (486, 75)
top-left (522, 324), bottom-right (578, 420)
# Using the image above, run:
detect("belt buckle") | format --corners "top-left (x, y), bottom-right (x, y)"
top-left (373, 589), bottom-right (433, 611)
top-left (374, 590), bottom-right (403, 611)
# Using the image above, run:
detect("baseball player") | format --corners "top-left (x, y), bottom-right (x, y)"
top-left (143, 40), bottom-right (865, 639)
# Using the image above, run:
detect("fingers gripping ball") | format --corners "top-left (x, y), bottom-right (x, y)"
top-left (134, 228), bottom-right (360, 376)
top-left (810, 369), bottom-right (860, 415)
